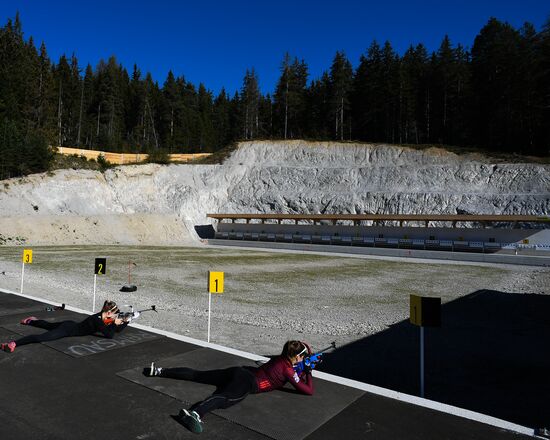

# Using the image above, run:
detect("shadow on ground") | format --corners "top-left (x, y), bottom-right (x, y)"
top-left (319, 289), bottom-right (550, 429)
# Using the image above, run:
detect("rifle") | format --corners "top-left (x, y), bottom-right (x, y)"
top-left (117, 305), bottom-right (157, 322)
top-left (294, 341), bottom-right (336, 375)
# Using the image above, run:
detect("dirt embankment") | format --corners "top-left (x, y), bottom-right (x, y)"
top-left (1, 141), bottom-right (548, 247)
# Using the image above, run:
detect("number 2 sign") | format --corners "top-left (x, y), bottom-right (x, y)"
top-left (94, 258), bottom-right (107, 275)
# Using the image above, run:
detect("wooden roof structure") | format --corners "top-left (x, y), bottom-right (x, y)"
top-left (207, 213), bottom-right (550, 227)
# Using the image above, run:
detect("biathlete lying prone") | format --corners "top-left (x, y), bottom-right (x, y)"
top-left (1, 300), bottom-right (131, 353)
top-left (143, 340), bottom-right (314, 434)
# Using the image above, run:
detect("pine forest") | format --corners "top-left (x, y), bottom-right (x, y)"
top-left (1, 13), bottom-right (549, 179)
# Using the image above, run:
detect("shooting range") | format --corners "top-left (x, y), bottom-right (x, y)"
top-left (207, 271), bottom-right (224, 343)
top-left (20, 249), bottom-right (32, 294)
top-left (410, 294), bottom-right (441, 397)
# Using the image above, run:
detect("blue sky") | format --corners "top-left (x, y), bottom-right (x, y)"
top-left (1, 1), bottom-right (548, 95)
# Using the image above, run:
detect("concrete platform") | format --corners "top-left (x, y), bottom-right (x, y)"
top-left (0, 289), bottom-right (538, 439)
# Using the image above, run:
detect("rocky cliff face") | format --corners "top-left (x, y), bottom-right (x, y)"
top-left (0, 141), bottom-right (548, 245)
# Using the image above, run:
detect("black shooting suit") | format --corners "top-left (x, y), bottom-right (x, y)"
top-left (15, 313), bottom-right (128, 346)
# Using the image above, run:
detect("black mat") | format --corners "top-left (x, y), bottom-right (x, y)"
top-left (0, 308), bottom-right (82, 326)
top-left (0, 327), bottom-right (20, 344)
top-left (117, 348), bottom-right (365, 440)
top-left (0, 293), bottom-right (46, 316)
top-left (304, 392), bottom-right (534, 440)
top-left (1, 322), bottom-right (162, 357)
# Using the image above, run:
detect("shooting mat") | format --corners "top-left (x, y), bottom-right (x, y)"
top-left (117, 348), bottom-right (365, 440)
top-left (1, 321), bottom-right (161, 357)
top-left (0, 291), bottom-right (47, 316)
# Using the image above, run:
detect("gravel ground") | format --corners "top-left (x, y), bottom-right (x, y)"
top-left (0, 245), bottom-right (548, 356)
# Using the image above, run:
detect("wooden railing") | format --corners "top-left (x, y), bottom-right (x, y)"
top-left (56, 146), bottom-right (211, 165)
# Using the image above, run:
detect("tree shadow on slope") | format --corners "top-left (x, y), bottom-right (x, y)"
top-left (318, 289), bottom-right (550, 429)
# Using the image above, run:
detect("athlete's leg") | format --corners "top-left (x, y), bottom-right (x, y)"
top-left (189, 367), bottom-right (256, 417)
top-left (162, 366), bottom-right (234, 386)
top-left (14, 321), bottom-right (76, 346)
top-left (28, 320), bottom-right (73, 331)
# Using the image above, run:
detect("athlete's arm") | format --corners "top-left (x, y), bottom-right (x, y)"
top-left (284, 366), bottom-right (314, 395)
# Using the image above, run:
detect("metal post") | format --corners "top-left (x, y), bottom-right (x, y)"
top-left (207, 292), bottom-right (212, 343)
top-left (420, 326), bottom-right (425, 398)
top-left (20, 262), bottom-right (25, 294)
top-left (92, 274), bottom-right (97, 312)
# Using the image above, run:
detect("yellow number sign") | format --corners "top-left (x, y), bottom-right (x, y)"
top-left (410, 295), bottom-right (422, 326)
top-left (208, 271), bottom-right (224, 294)
top-left (410, 294), bottom-right (441, 327)
top-left (23, 249), bottom-right (33, 264)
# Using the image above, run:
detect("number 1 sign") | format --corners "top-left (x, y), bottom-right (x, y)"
top-left (207, 271), bottom-right (224, 342)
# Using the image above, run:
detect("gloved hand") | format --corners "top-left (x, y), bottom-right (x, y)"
top-left (303, 364), bottom-right (313, 374)
top-left (126, 311), bottom-right (140, 322)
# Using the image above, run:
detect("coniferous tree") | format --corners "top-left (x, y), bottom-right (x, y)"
top-left (228, 90), bottom-right (242, 143)
top-left (258, 93), bottom-right (274, 138)
top-left (213, 88), bottom-right (233, 146)
top-left (306, 72), bottom-right (331, 139)
top-left (35, 42), bottom-right (55, 136)
top-left (79, 64), bottom-right (95, 147)
top-left (381, 42), bottom-right (401, 143)
top-left (518, 22), bottom-right (541, 153)
top-left (181, 81), bottom-right (201, 150)
top-left (432, 36), bottom-right (453, 143)
top-left (329, 51), bottom-right (353, 140)
top-left (126, 65), bottom-right (145, 150)
top-left (471, 18), bottom-right (524, 151)
top-left (400, 44), bottom-right (430, 144)
top-left (352, 41), bottom-right (385, 141)
top-left (273, 54), bottom-right (309, 139)
top-left (241, 68), bottom-right (260, 139)
top-left (291, 58), bottom-right (309, 139)
top-left (0, 14), bottom-right (52, 178)
top-left (535, 17), bottom-right (550, 154)
top-left (197, 83), bottom-right (215, 151)
top-left (142, 72), bottom-right (160, 150)
top-left (160, 70), bottom-right (178, 151)
top-left (52, 54), bottom-right (82, 146)
top-left (274, 53), bottom-right (292, 139)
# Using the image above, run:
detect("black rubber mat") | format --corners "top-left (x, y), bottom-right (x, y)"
top-left (1, 321), bottom-right (162, 357)
top-left (0, 327), bottom-right (20, 343)
top-left (0, 293), bottom-right (46, 316)
top-left (117, 348), bottom-right (365, 440)
top-left (304, 391), bottom-right (535, 440)
top-left (0, 308), bottom-right (82, 325)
